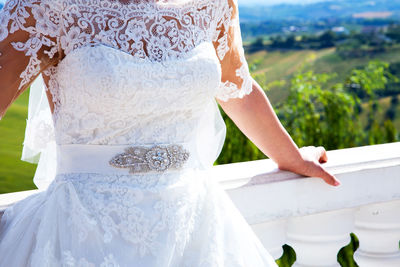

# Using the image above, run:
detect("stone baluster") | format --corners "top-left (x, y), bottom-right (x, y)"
top-left (286, 209), bottom-right (354, 267)
top-left (354, 200), bottom-right (400, 267)
top-left (251, 218), bottom-right (287, 260)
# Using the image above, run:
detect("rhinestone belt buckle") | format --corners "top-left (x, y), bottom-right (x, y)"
top-left (109, 144), bottom-right (190, 174)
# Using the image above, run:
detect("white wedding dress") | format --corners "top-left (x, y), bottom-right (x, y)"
top-left (0, 0), bottom-right (278, 266)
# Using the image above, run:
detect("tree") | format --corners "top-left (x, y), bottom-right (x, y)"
top-left (277, 70), bottom-right (363, 149)
top-left (319, 30), bottom-right (336, 48)
top-left (384, 120), bottom-right (397, 143)
top-left (216, 60), bottom-right (399, 165)
top-left (345, 60), bottom-right (399, 130)
top-left (386, 24), bottom-right (400, 42)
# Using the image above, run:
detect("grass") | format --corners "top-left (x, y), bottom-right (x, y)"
top-left (308, 46), bottom-right (400, 87)
top-left (247, 48), bottom-right (336, 104)
top-left (0, 89), bottom-right (37, 194)
top-left (357, 95), bottom-right (400, 133)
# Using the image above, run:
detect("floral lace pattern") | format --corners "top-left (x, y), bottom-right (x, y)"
top-left (49, 43), bottom-right (221, 145)
top-left (0, 0), bottom-right (253, 102)
top-left (50, 171), bottom-right (203, 258)
top-left (0, 0), bottom-right (60, 90)
top-left (33, 240), bottom-right (121, 267)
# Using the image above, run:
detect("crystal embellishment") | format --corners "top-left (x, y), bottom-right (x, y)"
top-left (109, 144), bottom-right (190, 174)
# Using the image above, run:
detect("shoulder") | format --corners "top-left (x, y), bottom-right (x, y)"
top-left (213, 0), bottom-right (238, 11)
top-left (2, 0), bottom-right (43, 11)
top-left (212, 0), bottom-right (239, 23)
top-left (2, 0), bottom-right (62, 18)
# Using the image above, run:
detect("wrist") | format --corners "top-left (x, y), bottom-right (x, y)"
top-left (277, 155), bottom-right (308, 174)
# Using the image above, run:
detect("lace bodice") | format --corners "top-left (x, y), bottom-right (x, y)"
top-left (50, 42), bottom-right (221, 145)
top-left (0, 0), bottom-right (253, 147)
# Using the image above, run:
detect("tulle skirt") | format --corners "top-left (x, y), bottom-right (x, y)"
top-left (0, 168), bottom-right (277, 266)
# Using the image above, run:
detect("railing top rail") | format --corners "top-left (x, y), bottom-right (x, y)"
top-left (213, 142), bottom-right (400, 190)
top-left (211, 142), bottom-right (400, 223)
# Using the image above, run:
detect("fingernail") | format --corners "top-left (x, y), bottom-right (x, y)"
top-left (334, 180), bottom-right (341, 186)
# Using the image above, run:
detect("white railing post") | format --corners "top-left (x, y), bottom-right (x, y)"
top-left (354, 200), bottom-right (400, 266)
top-left (251, 218), bottom-right (287, 259)
top-left (286, 209), bottom-right (354, 267)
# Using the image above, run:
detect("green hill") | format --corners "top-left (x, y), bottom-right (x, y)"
top-left (248, 46), bottom-right (400, 105)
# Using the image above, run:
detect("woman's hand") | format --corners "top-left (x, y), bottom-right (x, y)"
top-left (283, 146), bottom-right (341, 187)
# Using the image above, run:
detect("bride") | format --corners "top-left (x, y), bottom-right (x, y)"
top-left (0, 0), bottom-right (340, 266)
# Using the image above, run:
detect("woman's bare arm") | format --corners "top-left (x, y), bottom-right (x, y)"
top-left (216, 78), bottom-right (341, 187)
top-left (0, 1), bottom-right (59, 119)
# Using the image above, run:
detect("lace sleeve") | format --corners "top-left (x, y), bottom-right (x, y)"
top-left (0, 0), bottom-right (61, 119)
top-left (213, 0), bottom-right (253, 102)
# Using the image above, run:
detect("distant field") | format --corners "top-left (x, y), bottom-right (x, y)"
top-left (360, 95), bottom-right (400, 129)
top-left (247, 48), bottom-right (336, 104)
top-left (248, 46), bottom-right (400, 105)
top-left (352, 11), bottom-right (393, 19)
top-left (309, 46), bottom-right (400, 86)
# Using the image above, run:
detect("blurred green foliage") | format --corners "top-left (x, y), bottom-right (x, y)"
top-left (217, 60), bottom-right (399, 166)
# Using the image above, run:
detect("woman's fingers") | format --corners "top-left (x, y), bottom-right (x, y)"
top-left (314, 163), bottom-right (341, 186)
top-left (317, 146), bottom-right (328, 163)
top-left (314, 147), bottom-right (340, 185)
top-left (300, 145), bottom-right (328, 163)
top-left (303, 160), bottom-right (340, 186)
top-left (298, 146), bottom-right (341, 186)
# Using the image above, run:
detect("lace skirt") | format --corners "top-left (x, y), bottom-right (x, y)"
top-left (0, 145), bottom-right (277, 267)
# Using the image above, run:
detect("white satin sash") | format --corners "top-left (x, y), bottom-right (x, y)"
top-left (56, 142), bottom-right (201, 176)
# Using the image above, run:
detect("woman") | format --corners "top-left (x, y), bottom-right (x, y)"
top-left (0, 0), bottom-right (340, 266)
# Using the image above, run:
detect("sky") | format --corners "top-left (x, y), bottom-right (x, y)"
top-left (238, 0), bottom-right (329, 5)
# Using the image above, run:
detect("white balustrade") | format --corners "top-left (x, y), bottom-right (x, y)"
top-left (286, 208), bottom-right (354, 266)
top-left (1, 142), bottom-right (400, 266)
top-left (213, 142), bottom-right (400, 266)
top-left (354, 200), bottom-right (400, 266)
top-left (252, 218), bottom-right (288, 259)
